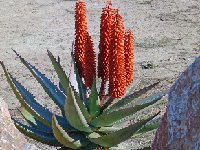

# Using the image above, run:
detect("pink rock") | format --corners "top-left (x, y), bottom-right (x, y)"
top-left (152, 57), bottom-right (200, 150)
top-left (151, 112), bottom-right (168, 150)
top-left (0, 97), bottom-right (39, 150)
top-left (0, 97), bottom-right (27, 150)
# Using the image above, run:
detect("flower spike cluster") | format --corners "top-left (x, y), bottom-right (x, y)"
top-left (98, 2), bottom-right (113, 81)
top-left (98, 1), bottom-right (114, 95)
top-left (124, 29), bottom-right (134, 86)
top-left (84, 32), bottom-right (96, 88)
top-left (74, 0), bottom-right (135, 99)
top-left (74, 0), bottom-right (88, 77)
top-left (109, 12), bottom-right (127, 98)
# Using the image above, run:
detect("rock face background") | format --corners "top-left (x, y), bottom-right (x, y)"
top-left (0, 97), bottom-right (39, 150)
top-left (152, 56), bottom-right (200, 150)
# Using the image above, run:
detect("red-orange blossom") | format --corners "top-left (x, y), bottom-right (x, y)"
top-left (74, 0), bottom-right (134, 98)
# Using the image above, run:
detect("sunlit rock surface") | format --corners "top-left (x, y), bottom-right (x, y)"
top-left (152, 56), bottom-right (200, 150)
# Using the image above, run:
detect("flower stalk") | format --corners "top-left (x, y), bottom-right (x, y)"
top-left (124, 29), bottom-right (134, 86)
top-left (74, 0), bottom-right (88, 77)
top-left (108, 11), bottom-right (126, 98)
top-left (98, 1), bottom-right (114, 95)
top-left (84, 32), bottom-right (96, 88)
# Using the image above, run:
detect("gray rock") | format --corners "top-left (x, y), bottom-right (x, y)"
top-left (152, 56), bottom-right (200, 150)
top-left (0, 98), bottom-right (40, 150)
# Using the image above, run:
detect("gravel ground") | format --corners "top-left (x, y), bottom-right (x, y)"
top-left (0, 0), bottom-right (199, 149)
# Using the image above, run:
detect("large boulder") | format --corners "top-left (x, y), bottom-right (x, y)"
top-left (151, 112), bottom-right (168, 150)
top-left (0, 97), bottom-right (39, 150)
top-left (152, 56), bottom-right (200, 150)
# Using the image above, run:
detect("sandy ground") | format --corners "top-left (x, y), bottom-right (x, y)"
top-left (0, 0), bottom-right (200, 149)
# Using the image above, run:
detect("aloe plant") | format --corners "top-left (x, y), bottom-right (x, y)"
top-left (0, 50), bottom-right (165, 149)
top-left (0, 0), bottom-right (166, 149)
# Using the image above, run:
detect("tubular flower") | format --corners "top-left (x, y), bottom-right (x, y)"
top-left (74, 0), bottom-right (88, 77)
top-left (124, 29), bottom-right (134, 86)
top-left (98, 1), bottom-right (113, 81)
top-left (84, 33), bottom-right (96, 88)
top-left (109, 12), bottom-right (126, 98)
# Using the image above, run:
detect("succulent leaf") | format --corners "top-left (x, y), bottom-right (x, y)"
top-left (13, 50), bottom-right (66, 112)
top-left (20, 107), bottom-right (36, 124)
top-left (20, 107), bottom-right (52, 133)
top-left (9, 74), bottom-right (61, 127)
top-left (47, 50), bottom-right (70, 96)
top-left (89, 112), bottom-right (159, 147)
top-left (0, 61), bottom-right (30, 104)
top-left (12, 118), bottom-right (60, 146)
top-left (135, 120), bottom-right (160, 136)
top-left (102, 79), bottom-right (140, 112)
top-left (71, 86), bottom-right (91, 122)
top-left (106, 82), bottom-right (161, 113)
top-left (10, 75), bottom-right (41, 106)
top-left (64, 85), bottom-right (92, 132)
top-left (124, 78), bottom-right (140, 96)
top-left (1, 65), bottom-right (75, 131)
top-left (68, 58), bottom-right (79, 93)
top-left (1, 62), bottom-right (50, 126)
top-left (52, 115), bottom-right (90, 149)
top-left (91, 92), bottom-right (165, 127)
top-left (97, 126), bottom-right (122, 133)
top-left (88, 79), bottom-right (100, 118)
top-left (71, 52), bottom-right (88, 109)
top-left (101, 96), bottom-right (113, 111)
top-left (133, 91), bottom-right (166, 106)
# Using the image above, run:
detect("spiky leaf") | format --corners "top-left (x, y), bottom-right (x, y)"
top-left (64, 85), bottom-right (92, 132)
top-left (20, 107), bottom-right (52, 133)
top-left (47, 50), bottom-right (69, 95)
top-left (71, 52), bottom-right (88, 108)
top-left (13, 50), bottom-right (66, 112)
top-left (10, 74), bottom-right (72, 129)
top-left (91, 92), bottom-right (165, 127)
top-left (135, 120), bottom-right (160, 136)
top-left (105, 82), bottom-right (161, 113)
top-left (68, 59), bottom-right (91, 121)
top-left (1, 62), bottom-right (49, 126)
top-left (88, 79), bottom-right (100, 118)
top-left (20, 107), bottom-right (37, 125)
top-left (71, 86), bottom-right (91, 122)
top-left (52, 115), bottom-right (90, 149)
top-left (89, 113), bottom-right (159, 147)
top-left (12, 118), bottom-right (60, 146)
top-left (97, 126), bottom-right (122, 133)
top-left (1, 63), bottom-right (74, 130)
top-left (124, 78), bottom-right (140, 96)
top-left (101, 96), bottom-right (113, 111)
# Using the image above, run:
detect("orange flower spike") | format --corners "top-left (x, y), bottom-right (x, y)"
top-left (74, 0), bottom-right (88, 77)
top-left (98, 1), bottom-right (113, 80)
top-left (84, 33), bottom-right (96, 88)
top-left (109, 12), bottom-right (126, 98)
top-left (124, 29), bottom-right (134, 86)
